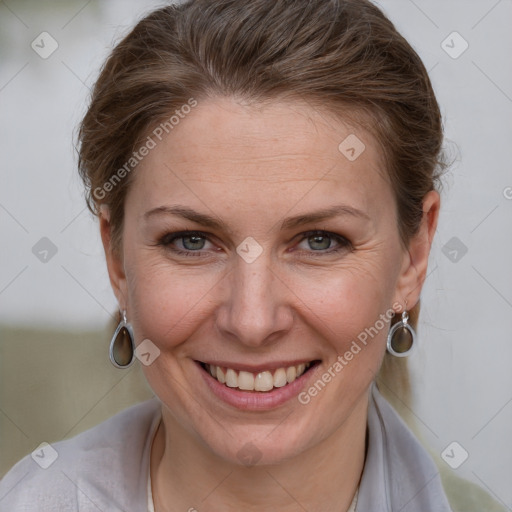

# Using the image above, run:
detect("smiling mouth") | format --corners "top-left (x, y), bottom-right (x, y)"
top-left (198, 360), bottom-right (320, 392)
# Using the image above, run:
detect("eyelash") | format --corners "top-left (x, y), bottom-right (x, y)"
top-left (158, 230), bottom-right (352, 258)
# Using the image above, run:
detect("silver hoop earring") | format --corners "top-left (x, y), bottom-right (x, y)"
top-left (386, 310), bottom-right (416, 357)
top-left (109, 310), bottom-right (135, 368)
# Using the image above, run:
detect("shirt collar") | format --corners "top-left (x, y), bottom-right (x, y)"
top-left (356, 382), bottom-right (452, 511)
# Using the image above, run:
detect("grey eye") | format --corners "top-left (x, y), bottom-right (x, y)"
top-left (307, 234), bottom-right (332, 250)
top-left (181, 234), bottom-right (207, 251)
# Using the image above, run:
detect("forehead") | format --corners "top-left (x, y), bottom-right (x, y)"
top-left (130, 97), bottom-right (391, 221)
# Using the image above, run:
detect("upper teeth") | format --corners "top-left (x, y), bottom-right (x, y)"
top-left (207, 362), bottom-right (311, 392)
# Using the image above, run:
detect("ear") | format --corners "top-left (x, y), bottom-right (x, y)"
top-left (99, 205), bottom-right (127, 310)
top-left (393, 190), bottom-right (440, 310)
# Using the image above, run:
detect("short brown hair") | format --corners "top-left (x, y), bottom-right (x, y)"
top-left (78, 0), bottom-right (449, 386)
top-left (78, 0), bottom-right (447, 250)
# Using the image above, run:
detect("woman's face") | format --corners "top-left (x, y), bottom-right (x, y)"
top-left (104, 97), bottom-right (432, 465)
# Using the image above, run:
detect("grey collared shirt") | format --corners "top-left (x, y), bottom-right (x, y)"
top-left (358, 383), bottom-right (452, 511)
top-left (0, 383), bottom-right (452, 511)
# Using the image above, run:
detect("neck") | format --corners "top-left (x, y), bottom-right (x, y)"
top-left (151, 395), bottom-right (368, 512)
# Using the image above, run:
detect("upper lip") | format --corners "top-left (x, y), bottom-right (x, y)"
top-left (197, 359), bottom-right (318, 373)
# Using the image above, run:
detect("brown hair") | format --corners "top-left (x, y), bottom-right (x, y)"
top-left (78, 0), bottom-right (448, 394)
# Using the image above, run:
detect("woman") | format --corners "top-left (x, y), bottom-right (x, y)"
top-left (0, 0), bottom-right (476, 510)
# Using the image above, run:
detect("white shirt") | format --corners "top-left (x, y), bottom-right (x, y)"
top-left (0, 382), bottom-right (452, 511)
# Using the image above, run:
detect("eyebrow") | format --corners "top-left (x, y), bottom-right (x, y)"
top-left (143, 204), bottom-right (370, 232)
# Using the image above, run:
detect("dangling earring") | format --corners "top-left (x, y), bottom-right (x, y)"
top-left (109, 310), bottom-right (135, 368)
top-left (386, 310), bottom-right (416, 357)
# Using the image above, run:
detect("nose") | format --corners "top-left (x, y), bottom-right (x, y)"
top-left (215, 250), bottom-right (294, 348)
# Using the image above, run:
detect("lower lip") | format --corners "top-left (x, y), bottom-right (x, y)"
top-left (195, 361), bottom-right (320, 411)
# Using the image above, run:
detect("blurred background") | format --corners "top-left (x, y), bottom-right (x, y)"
top-left (0, 0), bottom-right (511, 510)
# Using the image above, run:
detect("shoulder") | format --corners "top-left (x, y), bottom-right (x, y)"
top-left (364, 384), bottom-right (453, 511)
top-left (372, 385), bottom-right (508, 512)
top-left (0, 398), bottom-right (161, 512)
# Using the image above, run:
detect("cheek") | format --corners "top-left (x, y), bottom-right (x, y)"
top-left (290, 259), bottom-right (398, 342)
top-left (281, 257), bottom-right (400, 399)
top-left (125, 254), bottom-right (223, 346)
